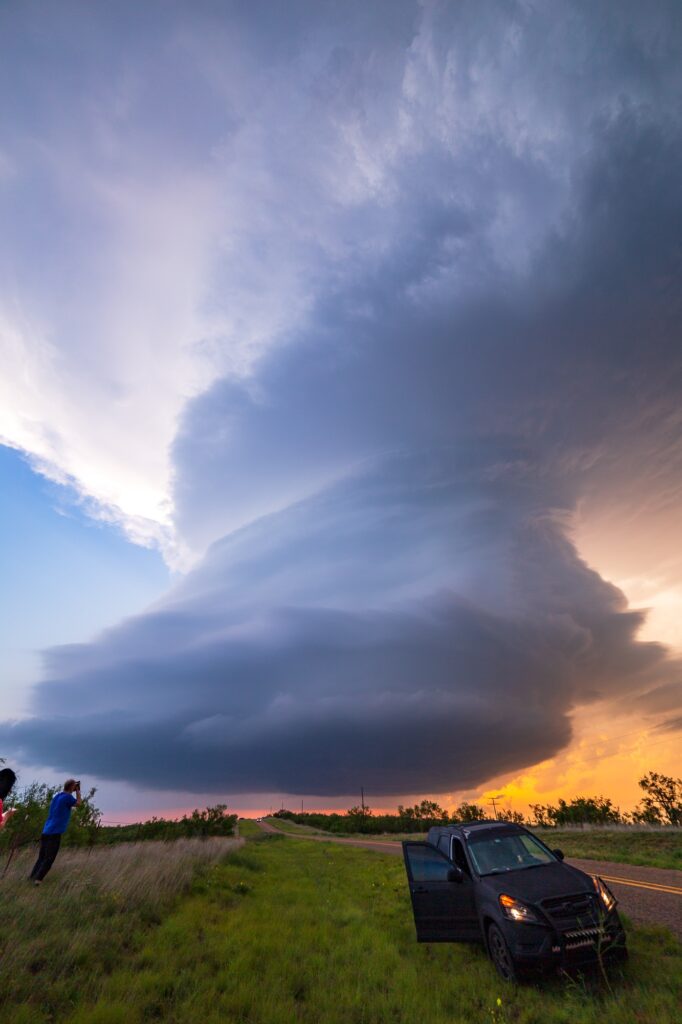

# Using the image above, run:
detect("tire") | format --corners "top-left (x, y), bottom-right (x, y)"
top-left (487, 923), bottom-right (519, 983)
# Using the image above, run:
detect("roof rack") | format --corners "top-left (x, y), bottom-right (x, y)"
top-left (457, 818), bottom-right (506, 827)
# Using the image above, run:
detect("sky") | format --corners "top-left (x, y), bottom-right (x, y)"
top-left (0, 0), bottom-right (680, 820)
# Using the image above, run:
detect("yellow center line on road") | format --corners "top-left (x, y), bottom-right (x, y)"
top-left (600, 875), bottom-right (682, 896)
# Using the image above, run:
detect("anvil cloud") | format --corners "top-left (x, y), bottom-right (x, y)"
top-left (1, 1), bottom-right (681, 797)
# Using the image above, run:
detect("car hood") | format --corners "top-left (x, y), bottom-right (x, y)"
top-left (478, 861), bottom-right (593, 903)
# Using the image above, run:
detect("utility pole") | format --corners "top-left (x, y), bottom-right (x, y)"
top-left (301, 799), bottom-right (303, 814)
top-left (488, 794), bottom-right (504, 820)
top-left (361, 787), bottom-right (365, 814)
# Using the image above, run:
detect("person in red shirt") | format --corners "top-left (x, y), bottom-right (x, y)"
top-left (0, 767), bottom-right (17, 827)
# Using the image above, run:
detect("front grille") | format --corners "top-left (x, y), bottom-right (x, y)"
top-left (563, 926), bottom-right (606, 951)
top-left (541, 892), bottom-right (600, 931)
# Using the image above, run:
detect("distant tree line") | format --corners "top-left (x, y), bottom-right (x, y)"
top-left (530, 773), bottom-right (682, 827)
top-left (274, 798), bottom-right (525, 834)
top-left (96, 805), bottom-right (239, 844)
top-left (274, 772), bottom-right (682, 834)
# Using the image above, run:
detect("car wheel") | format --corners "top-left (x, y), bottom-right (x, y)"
top-left (487, 923), bottom-right (518, 983)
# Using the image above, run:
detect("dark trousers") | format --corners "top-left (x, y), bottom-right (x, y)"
top-left (30, 834), bottom-right (62, 881)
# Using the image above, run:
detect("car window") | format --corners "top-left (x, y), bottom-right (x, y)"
top-left (467, 832), bottom-right (555, 875)
top-left (405, 844), bottom-right (453, 882)
top-left (437, 835), bottom-right (450, 858)
top-left (451, 837), bottom-right (470, 875)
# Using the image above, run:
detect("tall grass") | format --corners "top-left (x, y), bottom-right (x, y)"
top-left (67, 835), bottom-right (682, 1024)
top-left (0, 837), bottom-right (240, 1023)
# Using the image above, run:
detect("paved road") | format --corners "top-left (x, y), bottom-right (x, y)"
top-left (255, 820), bottom-right (682, 939)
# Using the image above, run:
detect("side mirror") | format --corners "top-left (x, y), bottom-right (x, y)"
top-left (553, 848), bottom-right (565, 861)
top-left (447, 866), bottom-right (464, 883)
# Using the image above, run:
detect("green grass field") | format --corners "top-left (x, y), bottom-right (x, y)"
top-left (64, 833), bottom-right (681, 1024)
top-left (0, 837), bottom-right (240, 1024)
top-left (237, 819), bottom-right (264, 838)
top-left (263, 818), bottom-right (682, 870)
top-left (531, 830), bottom-right (682, 871)
top-left (261, 816), bottom-right (329, 835)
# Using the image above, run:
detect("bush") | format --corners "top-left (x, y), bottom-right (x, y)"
top-left (96, 805), bottom-right (238, 845)
top-left (529, 796), bottom-right (624, 827)
top-left (0, 782), bottom-right (102, 854)
top-left (0, 774), bottom-right (237, 860)
top-left (633, 772), bottom-right (682, 826)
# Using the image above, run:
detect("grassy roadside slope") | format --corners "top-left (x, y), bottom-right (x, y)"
top-left (261, 816), bottom-right (329, 835)
top-left (263, 818), bottom-right (682, 870)
top-left (68, 833), bottom-right (681, 1024)
top-left (0, 838), bottom-right (240, 1024)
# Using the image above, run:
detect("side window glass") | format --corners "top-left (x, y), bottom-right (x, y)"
top-left (437, 835), bottom-right (450, 858)
top-left (518, 834), bottom-right (553, 864)
top-left (451, 838), bottom-right (470, 875)
top-left (405, 844), bottom-right (453, 882)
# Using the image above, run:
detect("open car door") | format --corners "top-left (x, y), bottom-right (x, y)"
top-left (402, 842), bottom-right (479, 942)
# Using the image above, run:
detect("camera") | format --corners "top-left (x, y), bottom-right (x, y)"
top-left (75, 780), bottom-right (81, 789)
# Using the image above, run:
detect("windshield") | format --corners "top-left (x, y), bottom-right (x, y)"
top-left (467, 832), bottom-right (556, 875)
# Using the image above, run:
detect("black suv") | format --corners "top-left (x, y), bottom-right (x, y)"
top-left (402, 821), bottom-right (626, 980)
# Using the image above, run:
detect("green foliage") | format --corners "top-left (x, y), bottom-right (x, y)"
top-left (496, 809), bottom-right (526, 824)
top-left (634, 772), bottom-right (682, 826)
top-left (528, 774), bottom-right (682, 828)
top-left (530, 796), bottom-right (624, 826)
top-left (345, 803), bottom-right (374, 832)
top-left (0, 772), bottom-right (236, 852)
top-left (0, 782), bottom-right (102, 852)
top-left (451, 801), bottom-right (489, 822)
top-left (397, 798), bottom-right (449, 823)
top-left (97, 805), bottom-right (238, 844)
top-left (271, 798), bottom-right (501, 835)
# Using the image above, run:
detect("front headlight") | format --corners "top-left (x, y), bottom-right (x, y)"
top-left (592, 876), bottom-right (617, 913)
top-left (499, 893), bottom-right (543, 924)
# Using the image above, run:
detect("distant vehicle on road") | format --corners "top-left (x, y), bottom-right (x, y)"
top-left (402, 820), bottom-right (626, 981)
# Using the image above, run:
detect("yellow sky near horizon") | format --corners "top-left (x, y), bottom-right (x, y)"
top-left (462, 533), bottom-right (678, 818)
top-left (467, 705), bottom-right (679, 819)
top-left (464, 519), bottom-right (682, 819)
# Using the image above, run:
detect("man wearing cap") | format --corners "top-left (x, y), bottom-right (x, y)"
top-left (29, 779), bottom-right (82, 885)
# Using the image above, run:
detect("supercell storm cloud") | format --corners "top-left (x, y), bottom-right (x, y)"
top-left (1, 1), bottom-right (681, 796)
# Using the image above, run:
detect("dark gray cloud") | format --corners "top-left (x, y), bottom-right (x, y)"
top-left (3, 1), bottom-right (682, 795)
top-left (5, 446), bottom-right (680, 794)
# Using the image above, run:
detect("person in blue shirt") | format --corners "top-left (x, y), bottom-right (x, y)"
top-left (29, 779), bottom-right (82, 885)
